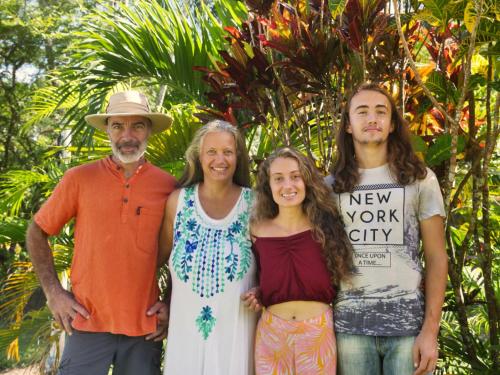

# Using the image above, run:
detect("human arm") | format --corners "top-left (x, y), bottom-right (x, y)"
top-left (413, 215), bottom-right (447, 374)
top-left (240, 222), bottom-right (263, 312)
top-left (146, 268), bottom-right (172, 341)
top-left (146, 190), bottom-right (179, 340)
top-left (156, 189), bottom-right (179, 267)
top-left (26, 221), bottom-right (89, 334)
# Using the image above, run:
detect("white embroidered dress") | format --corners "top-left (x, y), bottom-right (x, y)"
top-left (163, 184), bottom-right (256, 375)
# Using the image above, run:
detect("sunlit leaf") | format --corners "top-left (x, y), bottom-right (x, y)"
top-left (425, 134), bottom-right (466, 166)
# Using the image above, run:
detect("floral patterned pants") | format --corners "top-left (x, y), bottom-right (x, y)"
top-left (255, 308), bottom-right (336, 374)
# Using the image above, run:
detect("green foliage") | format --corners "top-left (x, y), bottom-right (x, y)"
top-left (0, 218), bottom-right (27, 244)
top-left (328, 0), bottom-right (348, 17)
top-left (418, 0), bottom-right (465, 28)
top-left (425, 134), bottom-right (466, 166)
top-left (0, 170), bottom-right (51, 217)
top-left (0, 0), bottom-right (98, 173)
top-left (27, 0), bottom-right (247, 147)
top-left (146, 103), bottom-right (203, 177)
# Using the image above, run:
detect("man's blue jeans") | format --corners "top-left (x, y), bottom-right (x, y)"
top-left (337, 333), bottom-right (416, 375)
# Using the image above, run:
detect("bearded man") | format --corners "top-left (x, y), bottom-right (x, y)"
top-left (26, 91), bottom-right (176, 375)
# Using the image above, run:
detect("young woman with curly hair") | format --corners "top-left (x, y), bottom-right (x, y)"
top-left (242, 147), bottom-right (353, 375)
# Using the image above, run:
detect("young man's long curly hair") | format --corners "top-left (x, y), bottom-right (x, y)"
top-left (252, 147), bottom-right (353, 286)
top-left (331, 83), bottom-right (427, 193)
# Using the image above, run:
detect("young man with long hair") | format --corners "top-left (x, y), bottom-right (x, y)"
top-left (328, 83), bottom-right (448, 375)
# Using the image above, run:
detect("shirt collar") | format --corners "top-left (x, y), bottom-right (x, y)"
top-left (104, 155), bottom-right (150, 176)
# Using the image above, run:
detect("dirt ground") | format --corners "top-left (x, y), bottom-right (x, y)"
top-left (0, 367), bottom-right (39, 375)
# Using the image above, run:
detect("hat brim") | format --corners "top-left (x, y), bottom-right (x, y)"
top-left (85, 113), bottom-right (173, 134)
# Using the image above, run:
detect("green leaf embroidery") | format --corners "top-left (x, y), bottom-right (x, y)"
top-left (196, 305), bottom-right (216, 340)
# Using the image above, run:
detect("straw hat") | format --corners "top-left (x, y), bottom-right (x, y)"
top-left (85, 91), bottom-right (173, 134)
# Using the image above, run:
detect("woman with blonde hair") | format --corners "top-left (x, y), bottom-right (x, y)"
top-left (160, 120), bottom-right (257, 374)
top-left (243, 147), bottom-right (353, 374)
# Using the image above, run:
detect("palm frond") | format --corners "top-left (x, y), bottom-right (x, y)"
top-left (0, 218), bottom-right (28, 244)
top-left (146, 103), bottom-right (202, 177)
top-left (0, 308), bottom-right (55, 365)
top-left (0, 170), bottom-right (51, 217)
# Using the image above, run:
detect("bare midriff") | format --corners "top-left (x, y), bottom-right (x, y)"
top-left (267, 300), bottom-right (331, 321)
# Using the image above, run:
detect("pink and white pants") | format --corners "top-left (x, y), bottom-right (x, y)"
top-left (255, 307), bottom-right (336, 375)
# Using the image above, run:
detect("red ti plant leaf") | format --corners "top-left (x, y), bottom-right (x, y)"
top-left (340, 0), bottom-right (388, 51)
top-left (347, 18), bottom-right (362, 50)
top-left (224, 26), bottom-right (242, 39)
top-left (194, 17), bottom-right (279, 125)
top-left (223, 106), bottom-right (238, 125)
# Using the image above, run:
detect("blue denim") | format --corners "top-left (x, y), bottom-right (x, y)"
top-left (337, 333), bottom-right (416, 375)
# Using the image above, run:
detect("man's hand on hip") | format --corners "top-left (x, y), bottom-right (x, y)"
top-left (47, 289), bottom-right (89, 335)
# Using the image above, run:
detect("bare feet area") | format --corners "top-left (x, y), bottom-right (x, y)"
top-left (0, 367), bottom-right (39, 375)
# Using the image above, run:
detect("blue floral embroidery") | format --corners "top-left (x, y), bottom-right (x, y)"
top-left (225, 250), bottom-right (238, 281)
top-left (179, 242), bottom-right (195, 282)
top-left (174, 230), bottom-right (182, 242)
top-left (186, 218), bottom-right (197, 231)
top-left (185, 240), bottom-right (197, 252)
top-left (196, 306), bottom-right (216, 340)
top-left (230, 221), bottom-right (242, 234)
top-left (171, 186), bottom-right (253, 296)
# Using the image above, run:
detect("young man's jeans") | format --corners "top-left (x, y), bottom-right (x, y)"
top-left (337, 333), bottom-right (416, 375)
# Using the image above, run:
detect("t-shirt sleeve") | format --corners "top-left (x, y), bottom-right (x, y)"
top-left (324, 174), bottom-right (334, 186)
top-left (418, 168), bottom-right (445, 221)
top-left (34, 168), bottom-right (79, 236)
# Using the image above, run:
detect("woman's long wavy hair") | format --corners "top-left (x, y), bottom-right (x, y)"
top-left (331, 83), bottom-right (427, 193)
top-left (252, 147), bottom-right (353, 286)
top-left (177, 120), bottom-right (251, 188)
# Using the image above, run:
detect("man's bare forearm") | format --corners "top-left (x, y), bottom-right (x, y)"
top-left (420, 216), bottom-right (448, 335)
top-left (422, 252), bottom-right (447, 334)
top-left (26, 221), bottom-right (63, 299)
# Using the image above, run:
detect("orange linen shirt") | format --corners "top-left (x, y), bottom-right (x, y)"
top-left (34, 156), bottom-right (176, 336)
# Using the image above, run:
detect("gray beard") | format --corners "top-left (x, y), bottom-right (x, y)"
top-left (111, 141), bottom-right (147, 164)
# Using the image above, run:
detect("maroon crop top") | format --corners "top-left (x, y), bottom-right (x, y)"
top-left (252, 229), bottom-right (335, 307)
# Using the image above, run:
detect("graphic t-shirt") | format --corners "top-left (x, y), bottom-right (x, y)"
top-left (327, 164), bottom-right (445, 336)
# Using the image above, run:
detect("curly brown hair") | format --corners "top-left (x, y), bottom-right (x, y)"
top-left (252, 147), bottom-right (353, 286)
top-left (331, 83), bottom-right (427, 193)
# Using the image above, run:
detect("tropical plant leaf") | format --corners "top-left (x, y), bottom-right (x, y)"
top-left (425, 71), bottom-right (459, 104)
top-left (411, 135), bottom-right (428, 153)
top-left (0, 170), bottom-right (51, 217)
top-left (329, 0), bottom-right (348, 18)
top-left (0, 218), bottom-right (28, 243)
top-left (146, 103), bottom-right (203, 177)
top-left (27, 0), bottom-right (245, 143)
top-left (425, 134), bottom-right (466, 166)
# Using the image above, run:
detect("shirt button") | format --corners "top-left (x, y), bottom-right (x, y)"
top-left (123, 198), bottom-right (128, 203)
top-left (125, 184), bottom-right (130, 188)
